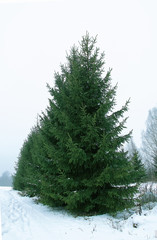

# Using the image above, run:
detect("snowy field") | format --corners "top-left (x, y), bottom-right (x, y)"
top-left (0, 187), bottom-right (157, 240)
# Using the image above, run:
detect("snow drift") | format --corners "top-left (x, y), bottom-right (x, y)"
top-left (0, 186), bottom-right (157, 240)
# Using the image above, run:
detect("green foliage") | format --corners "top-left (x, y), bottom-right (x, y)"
top-left (127, 140), bottom-right (146, 183)
top-left (130, 151), bottom-right (146, 183)
top-left (13, 33), bottom-right (138, 215)
top-left (13, 127), bottom-right (43, 197)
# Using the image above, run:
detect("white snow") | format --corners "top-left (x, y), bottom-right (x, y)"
top-left (0, 186), bottom-right (157, 240)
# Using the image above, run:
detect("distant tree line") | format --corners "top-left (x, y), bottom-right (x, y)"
top-left (141, 107), bottom-right (157, 181)
top-left (0, 171), bottom-right (13, 186)
top-left (13, 33), bottom-right (146, 215)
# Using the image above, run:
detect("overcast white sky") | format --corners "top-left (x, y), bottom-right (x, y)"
top-left (0, 0), bottom-right (157, 175)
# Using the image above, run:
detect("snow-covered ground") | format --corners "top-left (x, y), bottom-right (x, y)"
top-left (0, 187), bottom-right (157, 240)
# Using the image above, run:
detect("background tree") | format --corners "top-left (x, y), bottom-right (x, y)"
top-left (127, 139), bottom-right (146, 183)
top-left (142, 107), bottom-right (157, 180)
top-left (13, 126), bottom-right (43, 196)
top-left (0, 171), bottom-right (13, 186)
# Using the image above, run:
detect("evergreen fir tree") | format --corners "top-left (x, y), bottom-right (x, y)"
top-left (13, 126), bottom-right (43, 197)
top-left (131, 150), bottom-right (146, 183)
top-left (13, 137), bottom-right (31, 192)
top-left (127, 139), bottom-right (146, 183)
top-left (127, 140), bottom-right (146, 183)
top-left (39, 33), bottom-right (137, 214)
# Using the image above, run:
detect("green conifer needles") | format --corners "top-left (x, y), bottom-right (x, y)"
top-left (13, 33), bottom-right (137, 215)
